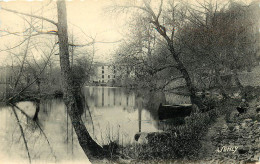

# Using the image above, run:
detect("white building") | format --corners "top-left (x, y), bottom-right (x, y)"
top-left (91, 62), bottom-right (117, 84)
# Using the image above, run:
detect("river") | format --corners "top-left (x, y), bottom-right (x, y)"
top-left (0, 86), bottom-right (190, 163)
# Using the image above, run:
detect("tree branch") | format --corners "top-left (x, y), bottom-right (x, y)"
top-left (151, 64), bottom-right (178, 75)
top-left (8, 43), bottom-right (55, 102)
top-left (66, 39), bottom-right (122, 47)
top-left (11, 106), bottom-right (31, 164)
top-left (12, 34), bottom-right (31, 92)
top-left (2, 7), bottom-right (58, 26)
top-left (11, 103), bottom-right (57, 161)
top-left (157, 0), bottom-right (163, 21)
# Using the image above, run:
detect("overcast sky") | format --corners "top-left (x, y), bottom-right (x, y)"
top-left (0, 0), bottom-right (128, 65)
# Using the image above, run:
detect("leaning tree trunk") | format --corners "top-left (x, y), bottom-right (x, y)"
top-left (167, 41), bottom-right (205, 110)
top-left (152, 22), bottom-right (205, 110)
top-left (175, 54), bottom-right (205, 110)
top-left (56, 0), bottom-right (106, 161)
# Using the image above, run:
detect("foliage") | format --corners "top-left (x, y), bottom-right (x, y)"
top-left (71, 58), bottom-right (91, 87)
top-left (179, 1), bottom-right (260, 90)
top-left (121, 98), bottom-right (239, 160)
top-left (114, 0), bottom-right (260, 94)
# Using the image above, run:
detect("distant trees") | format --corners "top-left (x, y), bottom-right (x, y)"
top-left (4, 41), bottom-right (58, 102)
top-left (114, 4), bottom-right (185, 90)
top-left (72, 55), bottom-right (96, 87)
top-left (114, 15), bottom-right (157, 88)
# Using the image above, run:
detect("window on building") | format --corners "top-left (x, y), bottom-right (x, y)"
top-left (113, 75), bottom-right (115, 78)
top-left (114, 70), bottom-right (116, 73)
top-left (102, 70), bottom-right (104, 74)
top-left (102, 66), bottom-right (104, 69)
top-left (102, 80), bottom-right (104, 83)
top-left (108, 75), bottom-right (110, 78)
top-left (102, 75), bottom-right (104, 78)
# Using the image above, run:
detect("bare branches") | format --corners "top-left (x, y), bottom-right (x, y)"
top-left (12, 34), bottom-right (31, 92)
top-left (0, 37), bottom-right (31, 52)
top-left (151, 64), bottom-right (178, 75)
top-left (142, 0), bottom-right (157, 20)
top-left (112, 4), bottom-right (151, 15)
top-left (0, 29), bottom-right (29, 37)
top-left (23, 17), bottom-right (58, 36)
top-left (11, 106), bottom-right (31, 164)
top-left (168, 1), bottom-right (179, 41)
top-left (157, 0), bottom-right (163, 21)
top-left (186, 8), bottom-right (206, 27)
top-left (8, 43), bottom-right (55, 102)
top-left (68, 39), bottom-right (123, 47)
top-left (1, 7), bottom-right (58, 26)
top-left (0, 32), bottom-right (56, 53)
top-left (11, 104), bottom-right (57, 161)
top-left (1, 12), bottom-right (57, 39)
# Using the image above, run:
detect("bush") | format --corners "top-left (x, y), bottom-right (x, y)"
top-left (121, 98), bottom-right (238, 160)
top-left (125, 108), bottom-right (220, 160)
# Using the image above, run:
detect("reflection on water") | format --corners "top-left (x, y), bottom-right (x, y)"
top-left (0, 86), bottom-right (190, 163)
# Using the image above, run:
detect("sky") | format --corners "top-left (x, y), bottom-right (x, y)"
top-left (0, 0), bottom-right (127, 65)
top-left (0, 0), bottom-right (258, 65)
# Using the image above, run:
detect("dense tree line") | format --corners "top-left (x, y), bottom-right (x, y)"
top-left (114, 0), bottom-right (260, 102)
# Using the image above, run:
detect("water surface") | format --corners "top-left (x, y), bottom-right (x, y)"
top-left (0, 86), bottom-right (190, 163)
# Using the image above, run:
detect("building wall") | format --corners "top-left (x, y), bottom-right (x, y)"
top-left (91, 64), bottom-right (117, 83)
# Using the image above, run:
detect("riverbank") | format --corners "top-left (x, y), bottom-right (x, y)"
top-left (111, 96), bottom-right (260, 163)
top-left (202, 102), bottom-right (260, 162)
top-left (111, 98), bottom-right (229, 161)
top-left (0, 89), bottom-right (64, 104)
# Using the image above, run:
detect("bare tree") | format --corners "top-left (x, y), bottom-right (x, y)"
top-left (112, 0), bottom-right (205, 109)
top-left (2, 0), bottom-right (108, 161)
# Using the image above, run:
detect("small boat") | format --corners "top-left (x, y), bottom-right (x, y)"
top-left (158, 103), bottom-right (192, 120)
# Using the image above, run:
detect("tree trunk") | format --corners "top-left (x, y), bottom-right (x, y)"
top-left (56, 0), bottom-right (106, 161)
top-left (33, 99), bottom-right (40, 121)
top-left (153, 23), bottom-right (205, 110)
top-left (167, 42), bottom-right (205, 110)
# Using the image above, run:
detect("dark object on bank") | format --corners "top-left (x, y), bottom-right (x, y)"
top-left (158, 103), bottom-right (192, 120)
top-left (54, 90), bottom-right (63, 98)
top-left (134, 133), bottom-right (141, 141)
top-left (238, 148), bottom-right (249, 154)
top-left (33, 99), bottom-right (40, 121)
top-left (256, 106), bottom-right (260, 113)
top-left (236, 107), bottom-right (247, 114)
top-left (236, 99), bottom-right (249, 114)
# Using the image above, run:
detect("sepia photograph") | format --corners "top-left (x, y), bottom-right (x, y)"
top-left (0, 0), bottom-right (259, 163)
